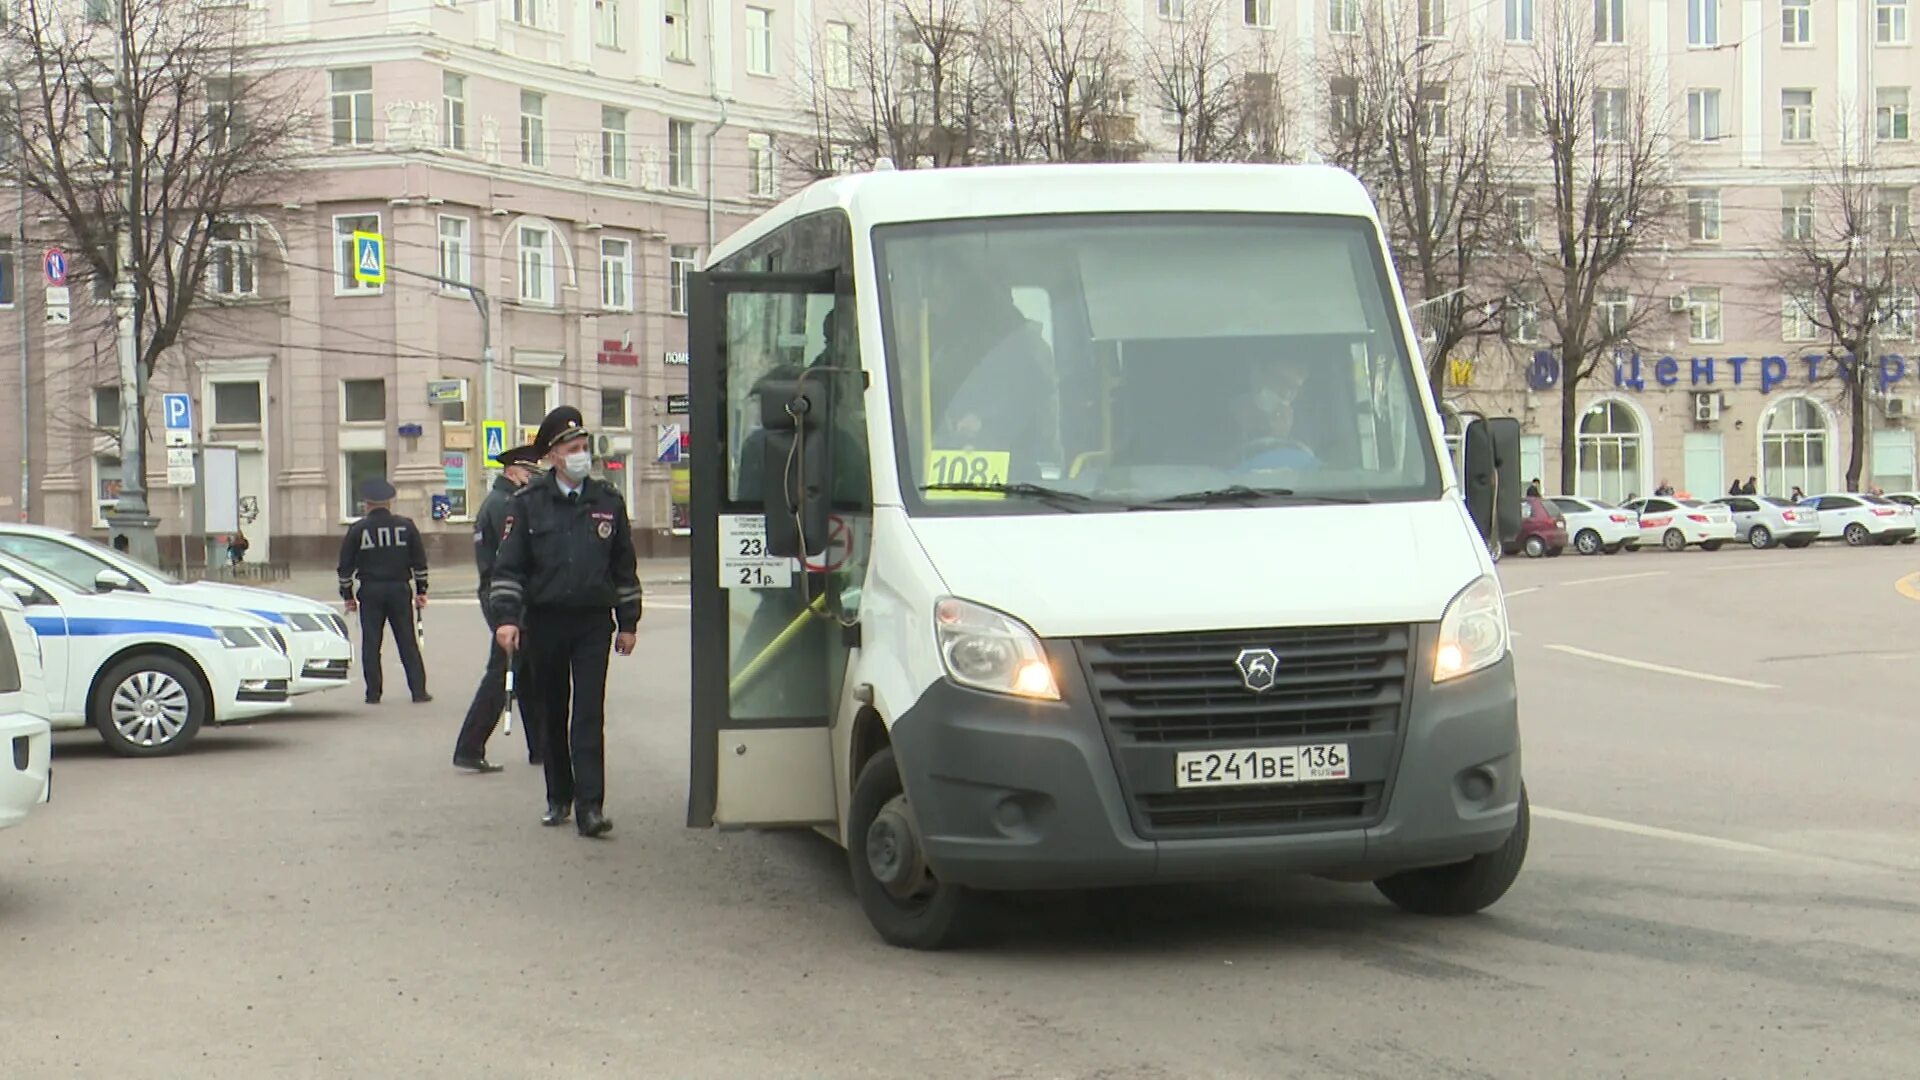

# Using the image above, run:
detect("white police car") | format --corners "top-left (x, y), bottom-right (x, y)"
top-left (0, 552), bottom-right (293, 757)
top-left (0, 588), bottom-right (52, 830)
top-left (0, 524), bottom-right (351, 696)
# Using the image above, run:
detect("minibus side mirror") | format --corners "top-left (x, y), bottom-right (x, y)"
top-left (1462, 420), bottom-right (1497, 545)
top-left (1487, 417), bottom-right (1523, 546)
top-left (758, 372), bottom-right (833, 560)
top-left (1462, 417), bottom-right (1524, 551)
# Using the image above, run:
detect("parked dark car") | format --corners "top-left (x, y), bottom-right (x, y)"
top-left (1506, 495), bottom-right (1569, 558)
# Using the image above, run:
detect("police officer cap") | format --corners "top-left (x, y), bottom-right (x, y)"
top-left (535, 405), bottom-right (591, 453)
top-left (359, 477), bottom-right (396, 502)
top-left (492, 443), bottom-right (544, 468)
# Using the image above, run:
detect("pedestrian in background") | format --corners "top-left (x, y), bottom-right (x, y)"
top-left (1790, 485), bottom-right (1806, 502)
top-left (489, 406), bottom-right (641, 839)
top-left (452, 442), bottom-right (546, 773)
top-left (337, 478), bottom-right (431, 705)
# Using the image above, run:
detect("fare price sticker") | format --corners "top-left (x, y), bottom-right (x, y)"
top-left (925, 449), bottom-right (1011, 500)
top-left (719, 514), bottom-right (794, 590)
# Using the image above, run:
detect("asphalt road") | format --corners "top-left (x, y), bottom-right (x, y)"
top-left (4, 545), bottom-right (1918, 1078)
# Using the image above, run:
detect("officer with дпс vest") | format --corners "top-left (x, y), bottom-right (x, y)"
top-left (489, 406), bottom-right (642, 838)
top-left (451, 441), bottom-right (547, 773)
top-left (337, 477), bottom-right (431, 705)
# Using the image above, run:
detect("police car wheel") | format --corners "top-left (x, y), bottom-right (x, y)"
top-left (848, 747), bottom-right (980, 950)
top-left (91, 654), bottom-right (207, 758)
top-left (1375, 786), bottom-right (1529, 916)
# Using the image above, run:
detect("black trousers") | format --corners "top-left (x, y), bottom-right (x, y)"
top-left (526, 607), bottom-right (613, 811)
top-left (358, 580), bottom-right (426, 701)
top-left (453, 637), bottom-right (544, 763)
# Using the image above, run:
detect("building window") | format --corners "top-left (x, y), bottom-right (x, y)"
top-left (1418, 84), bottom-right (1450, 139)
top-left (1879, 87), bottom-right (1912, 142)
top-left (1595, 0), bottom-right (1625, 43)
top-left (516, 381), bottom-right (553, 429)
top-left (1687, 188), bottom-right (1723, 242)
top-left (1598, 289), bottom-right (1632, 338)
top-left (825, 22), bottom-right (854, 88)
top-left (1687, 89), bottom-right (1722, 142)
top-left (1158, 0), bottom-right (1187, 18)
top-left (1884, 288), bottom-right (1918, 340)
top-left (1505, 0), bottom-right (1534, 41)
top-left (1244, 0), bottom-right (1272, 27)
top-left (1872, 430), bottom-right (1915, 492)
top-left (333, 214), bottom-right (380, 294)
top-left (599, 237), bottom-right (632, 311)
top-left (520, 90), bottom-right (546, 167)
top-left (212, 381), bottom-right (263, 427)
top-left (510, 0), bottom-right (543, 28)
top-left (1687, 286), bottom-right (1724, 343)
top-left (600, 388), bottom-right (628, 429)
top-left (600, 106), bottom-right (629, 180)
top-left (1782, 290), bottom-right (1820, 342)
top-left (1504, 190), bottom-right (1537, 247)
top-left (1578, 400), bottom-right (1641, 505)
top-left (206, 78), bottom-right (245, 152)
top-left (437, 215), bottom-right (470, 287)
top-left (518, 225), bottom-right (554, 305)
top-left (1329, 77), bottom-right (1359, 132)
top-left (1593, 88), bottom-right (1628, 142)
top-left (1504, 289), bottom-right (1541, 343)
top-left (665, 0), bottom-right (691, 62)
top-left (443, 73), bottom-right (467, 150)
top-left (1782, 0), bottom-right (1811, 44)
top-left (84, 96), bottom-right (115, 162)
top-left (94, 456), bottom-right (123, 527)
top-left (1879, 0), bottom-right (1909, 45)
top-left (330, 67), bottom-right (373, 147)
top-left (1687, 0), bottom-right (1718, 46)
top-left (342, 378), bottom-right (387, 423)
top-left (595, 0), bottom-right (622, 48)
top-left (1878, 188), bottom-right (1913, 240)
top-left (1782, 89), bottom-right (1815, 143)
top-left (747, 7), bottom-right (773, 75)
top-left (748, 132), bottom-right (776, 198)
top-left (207, 221), bottom-right (256, 298)
top-left (1418, 0), bottom-right (1446, 37)
top-left (93, 385), bottom-right (120, 429)
top-left (343, 450), bottom-right (390, 519)
top-left (0, 239), bottom-right (18, 307)
top-left (669, 244), bottom-right (697, 316)
top-left (1782, 188), bottom-right (1815, 240)
top-left (1762, 397), bottom-right (1827, 498)
top-left (438, 377), bottom-right (469, 424)
top-left (668, 119), bottom-right (696, 189)
top-left (1327, 0), bottom-right (1360, 35)
top-left (1504, 85), bottom-right (1539, 138)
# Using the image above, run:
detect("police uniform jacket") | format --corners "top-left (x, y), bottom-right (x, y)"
top-left (472, 474), bottom-right (518, 602)
top-left (487, 472), bottom-right (642, 632)
top-left (337, 508), bottom-right (430, 601)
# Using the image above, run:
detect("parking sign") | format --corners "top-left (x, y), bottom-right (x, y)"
top-left (44, 248), bottom-right (67, 286)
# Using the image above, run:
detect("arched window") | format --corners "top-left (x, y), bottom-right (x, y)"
top-left (1761, 396), bottom-right (1828, 496)
top-left (1577, 399), bottom-right (1642, 503)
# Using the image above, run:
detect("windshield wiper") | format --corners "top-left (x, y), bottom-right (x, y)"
top-left (1145, 485), bottom-right (1372, 508)
top-left (919, 482), bottom-right (1098, 510)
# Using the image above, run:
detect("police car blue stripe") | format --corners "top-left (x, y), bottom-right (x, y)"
top-left (245, 609), bottom-right (292, 624)
top-left (25, 616), bottom-right (220, 640)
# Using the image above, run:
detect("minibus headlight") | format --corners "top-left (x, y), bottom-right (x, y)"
top-left (1434, 575), bottom-right (1508, 683)
top-left (933, 598), bottom-right (1060, 701)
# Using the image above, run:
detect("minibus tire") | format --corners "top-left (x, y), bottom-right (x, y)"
top-left (1374, 788), bottom-right (1529, 917)
top-left (848, 748), bottom-right (979, 950)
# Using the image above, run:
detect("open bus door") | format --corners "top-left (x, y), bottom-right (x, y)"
top-left (686, 267), bottom-right (867, 830)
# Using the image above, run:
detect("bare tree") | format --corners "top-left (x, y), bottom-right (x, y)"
top-left (1022, 0), bottom-right (1136, 163)
top-left (1768, 137), bottom-right (1920, 491)
top-left (1504, 4), bottom-right (1677, 494)
top-left (1319, 2), bottom-right (1505, 405)
top-left (1137, 0), bottom-right (1247, 162)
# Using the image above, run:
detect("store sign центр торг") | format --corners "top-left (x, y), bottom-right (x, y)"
top-left (1526, 350), bottom-right (1915, 394)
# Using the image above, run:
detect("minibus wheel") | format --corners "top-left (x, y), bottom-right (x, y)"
top-left (848, 747), bottom-right (979, 949)
top-left (1374, 787), bottom-right (1529, 916)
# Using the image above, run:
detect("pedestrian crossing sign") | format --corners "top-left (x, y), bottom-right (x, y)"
top-left (352, 231), bottom-right (385, 285)
top-left (482, 420), bottom-right (507, 461)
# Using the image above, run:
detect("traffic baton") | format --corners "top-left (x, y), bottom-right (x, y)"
top-left (416, 601), bottom-right (427, 645)
top-left (502, 663), bottom-right (516, 736)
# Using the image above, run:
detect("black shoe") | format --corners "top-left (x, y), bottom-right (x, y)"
top-left (412, 693), bottom-right (434, 704)
top-left (529, 755), bottom-right (545, 767)
top-left (365, 695), bottom-right (381, 705)
top-left (541, 802), bottom-right (571, 827)
top-left (453, 757), bottom-right (503, 774)
top-left (576, 808), bottom-right (612, 838)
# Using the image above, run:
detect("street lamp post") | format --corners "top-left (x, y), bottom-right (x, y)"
top-left (103, 0), bottom-right (158, 562)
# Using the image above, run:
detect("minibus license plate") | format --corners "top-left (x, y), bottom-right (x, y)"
top-left (1175, 744), bottom-right (1349, 789)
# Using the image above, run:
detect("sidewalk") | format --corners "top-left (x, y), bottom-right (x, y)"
top-left (264, 557), bottom-right (691, 603)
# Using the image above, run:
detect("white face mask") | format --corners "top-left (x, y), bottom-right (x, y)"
top-left (560, 450), bottom-right (593, 481)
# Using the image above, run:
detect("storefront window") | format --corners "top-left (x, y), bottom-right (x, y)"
top-left (1761, 396), bottom-right (1827, 497)
top-left (442, 450), bottom-right (469, 517)
top-left (1871, 430), bottom-right (1915, 492)
top-left (343, 449), bottom-right (389, 518)
top-left (1577, 399), bottom-right (1642, 504)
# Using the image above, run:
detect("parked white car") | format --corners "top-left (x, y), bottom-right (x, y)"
top-left (1800, 493), bottom-right (1919, 546)
top-left (0, 589), bottom-right (52, 831)
top-left (0, 525), bottom-right (351, 696)
top-left (1548, 496), bottom-right (1640, 555)
top-left (1710, 495), bottom-right (1821, 550)
top-left (1621, 497), bottom-right (1737, 551)
top-left (0, 552), bottom-right (293, 757)
top-left (1876, 492), bottom-right (1920, 543)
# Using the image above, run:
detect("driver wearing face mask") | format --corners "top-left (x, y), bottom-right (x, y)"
top-left (1232, 359), bottom-right (1318, 472)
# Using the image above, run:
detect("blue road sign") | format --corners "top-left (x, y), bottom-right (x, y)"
top-left (352, 231), bottom-right (386, 285)
top-left (482, 421), bottom-right (507, 461)
top-left (162, 393), bottom-right (193, 431)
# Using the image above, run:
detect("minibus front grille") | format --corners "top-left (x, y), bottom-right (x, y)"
top-left (1080, 623), bottom-right (1413, 745)
top-left (1138, 782), bottom-right (1382, 834)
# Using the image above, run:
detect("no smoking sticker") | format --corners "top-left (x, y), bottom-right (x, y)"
top-left (802, 515), bottom-right (855, 573)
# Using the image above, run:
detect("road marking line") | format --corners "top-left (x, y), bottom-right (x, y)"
top-left (1543, 644), bottom-right (1779, 690)
top-left (1501, 586), bottom-right (1542, 598)
top-left (1706, 560), bottom-right (1793, 572)
top-left (1896, 572), bottom-right (1920, 601)
top-left (1558, 570), bottom-right (1667, 587)
top-left (1534, 806), bottom-right (1774, 854)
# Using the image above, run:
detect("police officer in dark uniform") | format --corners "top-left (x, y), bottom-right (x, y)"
top-left (337, 477), bottom-right (431, 705)
top-left (489, 406), bottom-right (641, 838)
top-left (452, 442), bottom-right (546, 772)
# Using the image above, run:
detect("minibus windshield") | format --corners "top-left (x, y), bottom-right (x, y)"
top-left (874, 212), bottom-right (1440, 514)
